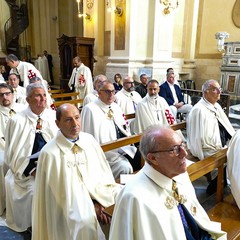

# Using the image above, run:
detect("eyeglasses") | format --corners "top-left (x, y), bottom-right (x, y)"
top-left (125, 82), bottom-right (134, 85)
top-left (151, 142), bottom-right (187, 156)
top-left (0, 92), bottom-right (12, 97)
top-left (208, 87), bottom-right (222, 93)
top-left (100, 90), bottom-right (116, 95)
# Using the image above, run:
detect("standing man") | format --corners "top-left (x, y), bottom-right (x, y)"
top-left (68, 56), bottom-right (93, 101)
top-left (0, 83), bottom-right (26, 216)
top-left (135, 73), bottom-right (148, 98)
top-left (109, 125), bottom-right (226, 240)
top-left (6, 54), bottom-right (44, 87)
top-left (115, 76), bottom-right (142, 115)
top-left (43, 50), bottom-right (54, 84)
top-left (32, 103), bottom-right (122, 240)
top-left (159, 72), bottom-right (192, 119)
top-left (132, 80), bottom-right (175, 134)
top-left (187, 79), bottom-right (235, 194)
top-left (4, 83), bottom-right (58, 232)
top-left (81, 80), bottom-right (139, 179)
top-left (8, 73), bottom-right (27, 105)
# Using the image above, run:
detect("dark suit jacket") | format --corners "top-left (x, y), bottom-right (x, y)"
top-left (159, 81), bottom-right (184, 106)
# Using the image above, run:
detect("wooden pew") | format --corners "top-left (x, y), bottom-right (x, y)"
top-left (53, 98), bottom-right (84, 108)
top-left (51, 92), bottom-right (79, 101)
top-left (101, 121), bottom-right (186, 153)
top-left (48, 89), bottom-right (65, 94)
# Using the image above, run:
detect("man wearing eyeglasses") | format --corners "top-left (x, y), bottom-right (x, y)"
top-left (81, 80), bottom-right (140, 179)
top-left (0, 83), bottom-right (26, 216)
top-left (115, 76), bottom-right (142, 115)
top-left (187, 79), bottom-right (235, 194)
top-left (110, 125), bottom-right (226, 240)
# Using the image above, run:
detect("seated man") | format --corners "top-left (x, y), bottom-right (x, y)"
top-left (187, 79), bottom-right (235, 194)
top-left (135, 73), bottom-right (148, 98)
top-left (81, 80), bottom-right (140, 179)
top-left (109, 125), bottom-right (226, 240)
top-left (132, 79), bottom-right (175, 134)
top-left (0, 83), bottom-right (26, 215)
top-left (115, 76), bottom-right (142, 115)
top-left (187, 79), bottom-right (235, 160)
top-left (32, 103), bottom-right (122, 240)
top-left (159, 72), bottom-right (192, 119)
top-left (83, 74), bottom-right (107, 106)
top-left (4, 83), bottom-right (58, 232)
top-left (227, 130), bottom-right (240, 209)
top-left (8, 73), bottom-right (27, 104)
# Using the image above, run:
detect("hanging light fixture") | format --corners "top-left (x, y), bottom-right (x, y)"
top-left (76, 0), bottom-right (92, 20)
top-left (160, 0), bottom-right (179, 15)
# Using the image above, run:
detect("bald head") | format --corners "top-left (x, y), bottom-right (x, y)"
top-left (140, 125), bottom-right (187, 178)
top-left (56, 104), bottom-right (81, 140)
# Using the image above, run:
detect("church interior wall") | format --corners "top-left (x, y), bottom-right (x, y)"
top-left (0, 0), bottom-right (240, 89)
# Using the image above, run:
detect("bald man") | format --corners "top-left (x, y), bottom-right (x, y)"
top-left (32, 103), bottom-right (122, 240)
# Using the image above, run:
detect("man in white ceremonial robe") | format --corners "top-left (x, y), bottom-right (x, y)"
top-left (81, 80), bottom-right (138, 179)
top-left (6, 54), bottom-right (44, 87)
top-left (29, 76), bottom-right (54, 109)
top-left (109, 126), bottom-right (226, 240)
top-left (68, 56), bottom-right (93, 102)
top-left (8, 73), bottom-right (27, 105)
top-left (187, 79), bottom-right (235, 160)
top-left (4, 83), bottom-right (58, 232)
top-left (83, 74), bottom-right (107, 106)
top-left (115, 76), bottom-right (142, 115)
top-left (227, 130), bottom-right (240, 209)
top-left (32, 103), bottom-right (122, 240)
top-left (34, 54), bottom-right (50, 82)
top-left (132, 79), bottom-right (175, 134)
top-left (0, 83), bottom-right (26, 215)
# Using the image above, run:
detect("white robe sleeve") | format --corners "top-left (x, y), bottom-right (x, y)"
top-left (227, 130), bottom-right (240, 209)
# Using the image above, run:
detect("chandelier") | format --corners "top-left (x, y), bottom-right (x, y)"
top-left (160, 0), bottom-right (179, 15)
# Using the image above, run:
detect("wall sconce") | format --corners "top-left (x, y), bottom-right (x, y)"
top-left (78, 13), bottom-right (92, 20)
top-left (215, 32), bottom-right (229, 53)
top-left (106, 0), bottom-right (112, 12)
top-left (76, 0), bottom-right (92, 20)
top-left (114, 6), bottom-right (123, 16)
top-left (106, 0), bottom-right (123, 16)
top-left (160, 0), bottom-right (179, 15)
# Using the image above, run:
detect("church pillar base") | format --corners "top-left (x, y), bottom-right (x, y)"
top-left (181, 59), bottom-right (196, 80)
top-left (106, 57), bottom-right (175, 83)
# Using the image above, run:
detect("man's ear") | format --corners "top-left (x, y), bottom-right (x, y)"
top-left (55, 119), bottom-right (60, 128)
top-left (146, 153), bottom-right (158, 166)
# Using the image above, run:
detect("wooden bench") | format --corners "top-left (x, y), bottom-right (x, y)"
top-left (53, 98), bottom-right (84, 108)
top-left (48, 89), bottom-right (65, 94)
top-left (101, 129), bottom-right (240, 239)
top-left (51, 92), bottom-right (79, 101)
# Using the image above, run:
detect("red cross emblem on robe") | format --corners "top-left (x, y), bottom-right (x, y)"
top-left (28, 70), bottom-right (37, 80)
